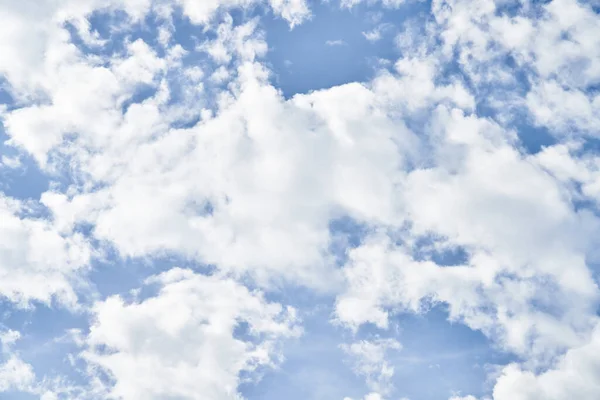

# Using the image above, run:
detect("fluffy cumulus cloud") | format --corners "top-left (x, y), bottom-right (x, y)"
top-left (0, 0), bottom-right (600, 399)
top-left (0, 195), bottom-right (90, 307)
top-left (79, 268), bottom-right (300, 400)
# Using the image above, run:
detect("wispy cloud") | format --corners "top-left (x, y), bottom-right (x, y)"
top-left (362, 23), bottom-right (394, 42)
top-left (325, 39), bottom-right (347, 46)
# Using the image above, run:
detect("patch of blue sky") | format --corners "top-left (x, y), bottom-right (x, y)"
top-left (0, 124), bottom-right (49, 201)
top-left (1, 81), bottom-right (49, 202)
top-left (75, 5), bottom-right (220, 87)
top-left (387, 306), bottom-right (515, 400)
top-left (469, 65), bottom-right (558, 154)
top-left (411, 234), bottom-right (470, 267)
top-left (493, 0), bottom-right (560, 18)
top-left (0, 78), bottom-right (14, 106)
top-left (257, 253), bottom-right (512, 399)
top-left (261, 1), bottom-right (429, 98)
top-left (0, 302), bottom-right (89, 387)
top-left (240, 299), bottom-right (367, 400)
top-left (88, 247), bottom-right (216, 302)
top-left (0, 392), bottom-right (37, 400)
top-left (329, 216), bottom-right (371, 266)
top-left (329, 217), bottom-right (474, 269)
top-left (120, 83), bottom-right (159, 114)
top-left (81, 9), bottom-right (161, 57)
top-left (64, 12), bottom-right (128, 61)
top-left (85, 251), bottom-right (157, 302)
top-left (580, 136), bottom-right (600, 155)
top-left (242, 293), bottom-right (514, 400)
top-left (513, 121), bottom-right (556, 155)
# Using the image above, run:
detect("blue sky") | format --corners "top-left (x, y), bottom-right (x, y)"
top-left (263, 1), bottom-right (426, 97)
top-left (0, 1), bottom-right (599, 400)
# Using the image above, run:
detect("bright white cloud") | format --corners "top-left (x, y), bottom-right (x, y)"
top-left (25, 64), bottom-right (421, 290)
top-left (493, 321), bottom-right (600, 399)
top-left (176, 0), bottom-right (310, 26)
top-left (336, 106), bottom-right (600, 361)
top-left (80, 268), bottom-right (300, 400)
top-left (0, 195), bottom-right (90, 307)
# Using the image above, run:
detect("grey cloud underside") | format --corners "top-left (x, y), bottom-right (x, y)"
top-left (0, 0), bottom-right (600, 399)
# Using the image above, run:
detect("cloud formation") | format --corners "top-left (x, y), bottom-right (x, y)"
top-left (0, 0), bottom-right (599, 399)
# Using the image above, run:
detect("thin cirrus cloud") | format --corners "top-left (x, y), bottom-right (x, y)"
top-left (0, 0), bottom-right (599, 399)
top-left (326, 39), bottom-right (347, 46)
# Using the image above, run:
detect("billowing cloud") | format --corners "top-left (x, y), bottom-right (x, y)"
top-left (79, 268), bottom-right (300, 399)
top-left (0, 195), bottom-right (90, 307)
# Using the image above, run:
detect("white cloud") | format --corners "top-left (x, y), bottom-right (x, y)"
top-left (200, 16), bottom-right (268, 65)
top-left (0, 357), bottom-right (34, 392)
top-left (267, 0), bottom-right (312, 27)
top-left (362, 23), bottom-right (394, 42)
top-left (526, 80), bottom-right (600, 134)
top-left (0, 155), bottom-right (22, 169)
top-left (2, 35), bottom-right (168, 167)
top-left (19, 58), bottom-right (420, 291)
top-left (493, 322), bottom-right (600, 399)
top-left (0, 0), bottom-right (308, 102)
top-left (341, 338), bottom-right (402, 396)
top-left (0, 330), bottom-right (35, 393)
top-left (335, 105), bottom-right (600, 364)
top-left (210, 65), bottom-right (231, 84)
top-left (0, 0), bottom-right (155, 98)
top-left (175, 0), bottom-right (310, 26)
top-left (0, 195), bottom-right (91, 307)
top-left (363, 29), bottom-right (382, 42)
top-left (80, 268), bottom-right (301, 399)
top-left (326, 39), bottom-right (347, 46)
